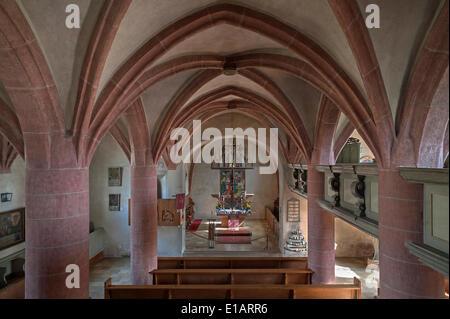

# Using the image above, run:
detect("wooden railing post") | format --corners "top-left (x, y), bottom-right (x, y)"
top-left (104, 278), bottom-right (112, 299)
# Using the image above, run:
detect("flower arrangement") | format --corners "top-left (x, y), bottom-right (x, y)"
top-left (215, 194), bottom-right (252, 214)
top-left (216, 197), bottom-right (224, 210)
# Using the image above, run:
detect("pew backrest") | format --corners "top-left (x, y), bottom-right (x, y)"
top-left (104, 278), bottom-right (361, 299)
top-left (152, 268), bottom-right (313, 285)
top-left (157, 257), bottom-right (308, 270)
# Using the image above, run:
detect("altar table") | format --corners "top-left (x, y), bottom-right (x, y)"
top-left (216, 209), bottom-right (251, 228)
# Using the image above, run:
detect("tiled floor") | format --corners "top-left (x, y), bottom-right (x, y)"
top-left (89, 256), bottom-right (379, 299)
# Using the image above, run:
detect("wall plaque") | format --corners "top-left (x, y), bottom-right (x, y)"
top-left (287, 199), bottom-right (300, 222)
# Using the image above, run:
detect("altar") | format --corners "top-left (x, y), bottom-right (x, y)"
top-left (216, 208), bottom-right (252, 228)
top-left (210, 147), bottom-right (254, 230)
top-left (212, 191), bottom-right (254, 227)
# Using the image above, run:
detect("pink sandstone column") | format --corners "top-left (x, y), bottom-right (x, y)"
top-left (25, 167), bottom-right (90, 298)
top-left (307, 165), bottom-right (335, 284)
top-left (130, 164), bottom-right (158, 285)
top-left (378, 170), bottom-right (445, 298)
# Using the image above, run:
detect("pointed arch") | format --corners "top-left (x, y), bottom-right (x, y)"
top-left (151, 68), bottom-right (311, 161)
top-left (71, 0), bottom-right (132, 161)
top-left (110, 124), bottom-right (131, 163)
top-left (329, 0), bottom-right (394, 164)
top-left (121, 98), bottom-right (152, 167)
top-left (238, 68), bottom-right (312, 154)
top-left (161, 148), bottom-right (178, 170)
top-left (0, 1), bottom-right (72, 169)
top-left (181, 109), bottom-right (289, 163)
top-left (0, 133), bottom-right (18, 173)
top-left (394, 1), bottom-right (449, 167)
top-left (312, 96), bottom-right (341, 165)
top-left (85, 3), bottom-right (383, 166)
top-left (87, 52), bottom-right (380, 165)
top-left (0, 98), bottom-right (23, 158)
top-left (153, 86), bottom-right (303, 163)
top-left (333, 121), bottom-right (355, 161)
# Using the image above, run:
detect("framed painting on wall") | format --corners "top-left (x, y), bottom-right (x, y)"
top-left (0, 208), bottom-right (25, 251)
top-left (108, 167), bottom-right (123, 186)
top-left (109, 194), bottom-right (121, 211)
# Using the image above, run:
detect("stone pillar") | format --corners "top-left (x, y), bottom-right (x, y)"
top-left (25, 167), bottom-right (90, 298)
top-left (130, 164), bottom-right (158, 285)
top-left (307, 165), bottom-right (335, 284)
top-left (378, 169), bottom-right (445, 298)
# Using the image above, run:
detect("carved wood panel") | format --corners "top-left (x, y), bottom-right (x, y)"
top-left (157, 199), bottom-right (180, 226)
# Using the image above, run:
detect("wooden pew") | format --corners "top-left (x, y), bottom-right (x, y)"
top-left (157, 257), bottom-right (308, 270)
top-left (104, 278), bottom-right (361, 299)
top-left (152, 268), bottom-right (313, 285)
top-left (0, 278), bottom-right (24, 299)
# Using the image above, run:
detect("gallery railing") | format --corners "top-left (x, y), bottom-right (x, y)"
top-left (286, 163), bottom-right (449, 277)
top-left (399, 167), bottom-right (449, 277)
top-left (287, 164), bottom-right (308, 199)
top-left (314, 164), bottom-right (379, 238)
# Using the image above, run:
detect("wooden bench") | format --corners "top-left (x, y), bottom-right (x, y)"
top-left (152, 268), bottom-right (313, 285)
top-left (0, 277), bottom-right (24, 299)
top-left (105, 278), bottom-right (361, 299)
top-left (157, 257), bottom-right (308, 270)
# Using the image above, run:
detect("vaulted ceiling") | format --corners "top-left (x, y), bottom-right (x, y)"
top-left (0, 0), bottom-right (447, 168)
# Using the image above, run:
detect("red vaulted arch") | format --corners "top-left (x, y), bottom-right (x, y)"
top-left (84, 3), bottom-right (383, 167)
top-left (312, 96), bottom-right (341, 165)
top-left (176, 106), bottom-right (290, 164)
top-left (0, 98), bottom-right (23, 158)
top-left (155, 90), bottom-right (300, 163)
top-left (150, 66), bottom-right (310, 160)
top-left (393, 1), bottom-right (449, 168)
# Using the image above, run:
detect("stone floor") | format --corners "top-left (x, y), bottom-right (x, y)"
top-left (89, 257), bottom-right (131, 299)
top-left (335, 257), bottom-right (379, 299)
top-left (185, 219), bottom-right (277, 252)
top-left (89, 256), bottom-right (379, 299)
top-left (90, 216), bottom-right (378, 299)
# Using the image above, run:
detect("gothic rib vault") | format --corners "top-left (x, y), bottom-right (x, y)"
top-left (0, 0), bottom-right (448, 299)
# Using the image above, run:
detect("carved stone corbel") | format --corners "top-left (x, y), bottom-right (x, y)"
top-left (299, 169), bottom-right (308, 193)
top-left (352, 175), bottom-right (366, 217)
top-left (330, 172), bottom-right (341, 207)
top-left (293, 168), bottom-right (299, 190)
